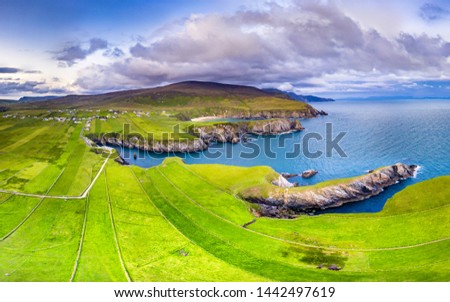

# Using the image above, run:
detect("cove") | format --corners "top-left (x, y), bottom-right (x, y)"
top-left (113, 99), bottom-right (450, 214)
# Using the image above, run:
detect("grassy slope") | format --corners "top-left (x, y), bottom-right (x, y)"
top-left (142, 158), bottom-right (449, 281)
top-left (106, 162), bottom-right (266, 281)
top-left (0, 197), bottom-right (85, 281)
top-left (0, 118), bottom-right (104, 196)
top-left (0, 115), bottom-right (448, 281)
top-left (90, 113), bottom-right (197, 141)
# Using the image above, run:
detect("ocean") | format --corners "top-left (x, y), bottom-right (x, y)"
top-left (114, 99), bottom-right (450, 213)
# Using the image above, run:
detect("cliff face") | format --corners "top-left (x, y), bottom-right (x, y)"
top-left (98, 136), bottom-right (209, 153)
top-left (245, 163), bottom-right (417, 218)
top-left (91, 118), bottom-right (304, 153)
top-left (222, 107), bottom-right (327, 119)
top-left (195, 119), bottom-right (304, 144)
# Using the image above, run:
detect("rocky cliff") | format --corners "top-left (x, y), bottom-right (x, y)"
top-left (195, 119), bottom-right (304, 144)
top-left (89, 118), bottom-right (304, 153)
top-left (220, 108), bottom-right (327, 119)
top-left (245, 163), bottom-right (417, 218)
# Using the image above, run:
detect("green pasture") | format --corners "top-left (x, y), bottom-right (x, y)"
top-left (0, 115), bottom-right (448, 281)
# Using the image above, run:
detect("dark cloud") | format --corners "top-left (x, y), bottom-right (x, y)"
top-left (0, 67), bottom-right (21, 73)
top-left (54, 38), bottom-right (109, 66)
top-left (397, 33), bottom-right (450, 66)
top-left (104, 47), bottom-right (125, 58)
top-left (420, 3), bottom-right (450, 21)
top-left (0, 67), bottom-right (41, 74)
top-left (88, 38), bottom-right (108, 52)
top-left (0, 80), bottom-right (68, 95)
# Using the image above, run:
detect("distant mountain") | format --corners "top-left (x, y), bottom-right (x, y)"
top-left (263, 88), bottom-right (335, 102)
top-left (12, 81), bottom-right (296, 109)
top-left (18, 96), bottom-right (61, 103)
top-left (0, 99), bottom-right (16, 105)
top-left (7, 81), bottom-right (327, 119)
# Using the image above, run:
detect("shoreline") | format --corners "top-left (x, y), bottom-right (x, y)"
top-left (190, 116), bottom-right (223, 122)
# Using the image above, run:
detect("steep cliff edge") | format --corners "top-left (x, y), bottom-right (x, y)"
top-left (88, 118), bottom-right (304, 153)
top-left (194, 119), bottom-right (304, 144)
top-left (244, 163), bottom-right (418, 217)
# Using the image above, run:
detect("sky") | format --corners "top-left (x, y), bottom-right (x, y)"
top-left (1, 0), bottom-right (449, 99)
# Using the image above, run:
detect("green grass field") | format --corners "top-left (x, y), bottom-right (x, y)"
top-left (0, 115), bottom-right (449, 281)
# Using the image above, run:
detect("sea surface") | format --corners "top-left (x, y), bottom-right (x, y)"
top-left (114, 99), bottom-right (450, 213)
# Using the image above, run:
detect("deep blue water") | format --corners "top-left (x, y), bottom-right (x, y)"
top-left (114, 99), bottom-right (450, 213)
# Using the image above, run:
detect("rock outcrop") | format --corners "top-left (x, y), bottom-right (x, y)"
top-left (281, 172), bottom-right (298, 179)
top-left (271, 175), bottom-right (295, 188)
top-left (302, 169), bottom-right (318, 178)
top-left (96, 136), bottom-right (209, 153)
top-left (89, 118), bottom-right (305, 153)
top-left (195, 118), bottom-right (304, 144)
top-left (220, 108), bottom-right (327, 119)
top-left (114, 155), bottom-right (129, 165)
top-left (246, 163), bottom-right (417, 218)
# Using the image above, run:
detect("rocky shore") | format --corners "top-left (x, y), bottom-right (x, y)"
top-left (191, 107), bottom-right (327, 121)
top-left (88, 118), bottom-right (306, 153)
top-left (220, 108), bottom-right (327, 119)
top-left (245, 163), bottom-right (418, 218)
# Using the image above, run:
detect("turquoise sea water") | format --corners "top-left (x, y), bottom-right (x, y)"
top-left (114, 99), bottom-right (450, 213)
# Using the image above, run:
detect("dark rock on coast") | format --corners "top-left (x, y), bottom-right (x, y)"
top-left (245, 163), bottom-right (418, 218)
top-left (301, 169), bottom-right (318, 178)
top-left (89, 118), bottom-right (306, 153)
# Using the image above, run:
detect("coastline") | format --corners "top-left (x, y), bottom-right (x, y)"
top-left (190, 116), bottom-right (223, 122)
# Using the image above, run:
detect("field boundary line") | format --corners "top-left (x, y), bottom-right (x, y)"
top-left (136, 168), bottom-right (273, 281)
top-left (104, 169), bottom-right (132, 282)
top-left (158, 166), bottom-right (450, 252)
top-left (1, 168), bottom-right (66, 241)
top-left (79, 150), bottom-right (112, 198)
top-left (0, 149), bottom-right (112, 200)
top-left (130, 168), bottom-right (197, 249)
top-left (69, 194), bottom-right (90, 281)
top-left (0, 167), bottom-right (28, 186)
top-left (0, 193), bottom-right (14, 205)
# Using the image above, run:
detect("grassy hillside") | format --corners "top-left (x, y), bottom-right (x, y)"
top-left (0, 117), bottom-right (105, 197)
top-left (0, 127), bottom-right (448, 281)
top-left (5, 81), bottom-right (315, 120)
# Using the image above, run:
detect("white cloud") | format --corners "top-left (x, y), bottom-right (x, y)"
top-left (72, 1), bottom-right (450, 97)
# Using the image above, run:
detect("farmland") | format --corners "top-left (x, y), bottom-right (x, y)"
top-left (0, 111), bottom-right (448, 281)
top-left (0, 82), bottom-right (449, 281)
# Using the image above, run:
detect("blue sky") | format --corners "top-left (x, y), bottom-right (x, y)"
top-left (0, 0), bottom-right (449, 99)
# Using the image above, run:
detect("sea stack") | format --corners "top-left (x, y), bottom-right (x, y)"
top-left (302, 169), bottom-right (318, 178)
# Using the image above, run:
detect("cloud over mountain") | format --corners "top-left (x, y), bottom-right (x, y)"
top-left (74, 1), bottom-right (450, 96)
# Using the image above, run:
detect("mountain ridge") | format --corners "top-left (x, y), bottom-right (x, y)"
top-left (262, 88), bottom-right (335, 102)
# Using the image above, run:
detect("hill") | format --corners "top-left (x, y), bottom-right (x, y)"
top-left (263, 88), bottom-right (335, 102)
top-left (7, 81), bottom-right (322, 119)
top-left (0, 99), bottom-right (16, 105)
top-left (18, 96), bottom-right (60, 103)
top-left (13, 81), bottom-right (286, 109)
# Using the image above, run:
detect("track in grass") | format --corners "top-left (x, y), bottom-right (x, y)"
top-left (1, 116), bottom-right (448, 281)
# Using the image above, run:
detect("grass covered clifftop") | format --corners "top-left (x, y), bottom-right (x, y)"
top-left (184, 159), bottom-right (418, 215)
